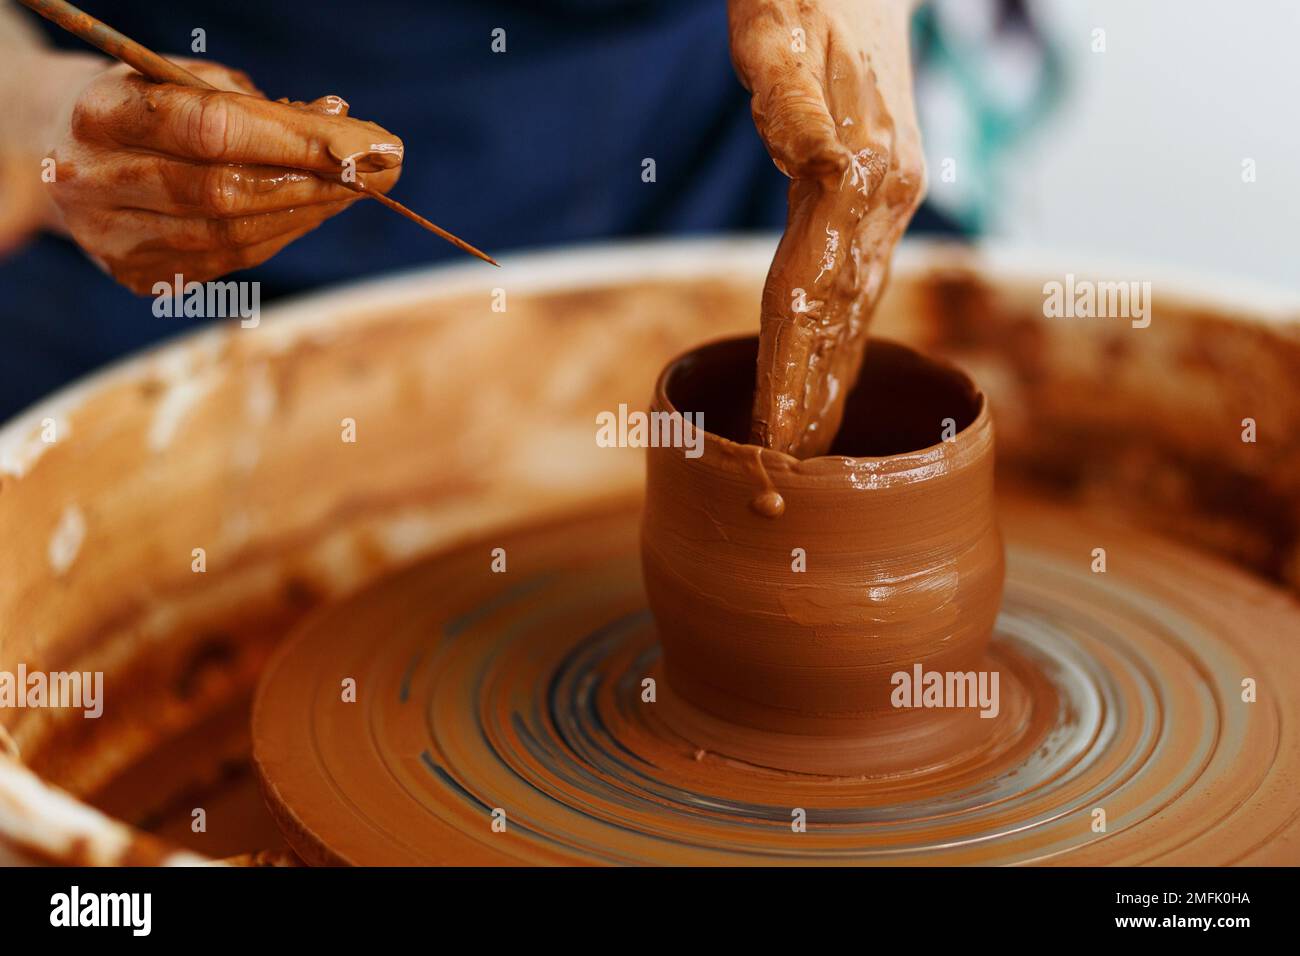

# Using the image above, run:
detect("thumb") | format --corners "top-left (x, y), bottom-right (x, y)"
top-left (750, 73), bottom-right (848, 180)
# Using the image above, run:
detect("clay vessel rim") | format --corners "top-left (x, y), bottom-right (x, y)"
top-left (652, 333), bottom-right (992, 477)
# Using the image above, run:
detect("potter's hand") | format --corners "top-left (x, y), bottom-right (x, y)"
top-left (41, 60), bottom-right (403, 294)
top-left (729, 0), bottom-right (925, 457)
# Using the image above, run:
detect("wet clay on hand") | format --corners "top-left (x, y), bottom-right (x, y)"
top-left (44, 61), bottom-right (403, 293)
top-left (729, 0), bottom-right (924, 457)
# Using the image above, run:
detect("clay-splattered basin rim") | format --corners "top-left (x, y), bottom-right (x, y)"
top-left (653, 332), bottom-right (992, 485)
top-left (1, 236), bottom-right (1298, 866)
top-left (3, 236), bottom-right (1297, 470)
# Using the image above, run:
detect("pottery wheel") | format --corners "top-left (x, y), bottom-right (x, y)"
top-left (252, 494), bottom-right (1300, 865)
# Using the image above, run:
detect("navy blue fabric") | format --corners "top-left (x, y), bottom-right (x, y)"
top-left (0, 0), bottom-right (960, 418)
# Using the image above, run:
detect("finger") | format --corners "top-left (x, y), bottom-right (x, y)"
top-left (279, 94), bottom-right (351, 117)
top-left (174, 58), bottom-right (265, 97)
top-left (105, 202), bottom-right (355, 253)
top-left (728, 16), bottom-right (846, 179)
top-left (99, 213), bottom-right (345, 295)
top-left (79, 73), bottom-right (403, 173)
top-left (752, 80), bottom-right (848, 179)
top-left (63, 150), bottom-right (398, 216)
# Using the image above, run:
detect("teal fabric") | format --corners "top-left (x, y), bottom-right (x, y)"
top-left (912, 5), bottom-right (1066, 231)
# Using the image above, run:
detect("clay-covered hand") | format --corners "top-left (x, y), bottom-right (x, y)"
top-left (729, 0), bottom-right (925, 457)
top-left (41, 60), bottom-right (403, 294)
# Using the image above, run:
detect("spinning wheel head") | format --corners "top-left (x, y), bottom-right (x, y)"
top-left (253, 499), bottom-right (1300, 866)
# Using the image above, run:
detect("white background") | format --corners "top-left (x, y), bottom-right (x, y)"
top-left (950, 0), bottom-right (1300, 292)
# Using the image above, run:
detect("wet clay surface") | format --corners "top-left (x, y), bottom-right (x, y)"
top-left (51, 64), bottom-right (403, 293)
top-left (88, 690), bottom-right (293, 861)
top-left (642, 338), bottom-right (1003, 770)
top-left (251, 496), bottom-right (1300, 865)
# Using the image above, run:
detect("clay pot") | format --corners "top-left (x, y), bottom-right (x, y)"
top-left (641, 336), bottom-right (1004, 773)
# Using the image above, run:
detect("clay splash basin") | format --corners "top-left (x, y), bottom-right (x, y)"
top-left (1, 238), bottom-right (1298, 864)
